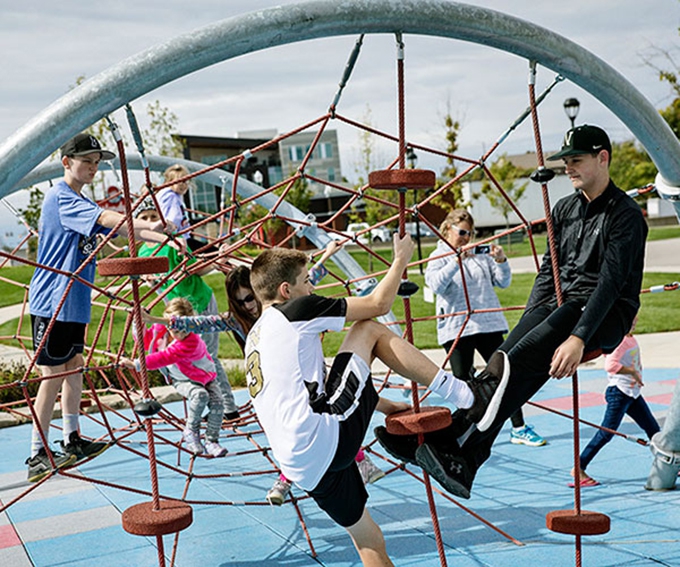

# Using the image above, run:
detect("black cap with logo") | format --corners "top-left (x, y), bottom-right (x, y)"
top-left (547, 125), bottom-right (612, 161)
top-left (60, 133), bottom-right (116, 161)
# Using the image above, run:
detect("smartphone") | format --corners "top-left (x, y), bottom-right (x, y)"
top-left (474, 244), bottom-right (491, 255)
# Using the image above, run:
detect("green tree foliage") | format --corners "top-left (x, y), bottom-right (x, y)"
top-left (609, 140), bottom-right (657, 195)
top-left (144, 100), bottom-right (184, 158)
top-left (17, 186), bottom-right (44, 260)
top-left (434, 109), bottom-right (464, 209)
top-left (479, 154), bottom-right (527, 231)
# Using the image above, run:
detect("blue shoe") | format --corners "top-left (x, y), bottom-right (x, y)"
top-left (510, 424), bottom-right (546, 447)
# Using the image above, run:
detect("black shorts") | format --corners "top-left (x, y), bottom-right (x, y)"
top-left (31, 315), bottom-right (86, 367)
top-left (309, 352), bottom-right (378, 527)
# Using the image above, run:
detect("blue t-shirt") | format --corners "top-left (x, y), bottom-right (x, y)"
top-left (28, 180), bottom-right (110, 323)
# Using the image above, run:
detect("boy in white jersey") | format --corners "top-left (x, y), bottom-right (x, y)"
top-left (246, 234), bottom-right (502, 566)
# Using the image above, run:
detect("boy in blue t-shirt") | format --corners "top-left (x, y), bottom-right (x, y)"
top-left (26, 133), bottom-right (174, 483)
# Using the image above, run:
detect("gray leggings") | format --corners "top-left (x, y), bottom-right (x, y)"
top-left (201, 294), bottom-right (237, 413)
top-left (173, 379), bottom-right (224, 441)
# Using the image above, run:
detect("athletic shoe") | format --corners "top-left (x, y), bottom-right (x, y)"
top-left (415, 442), bottom-right (474, 499)
top-left (374, 426), bottom-right (419, 465)
top-left (182, 429), bottom-right (205, 454)
top-left (61, 432), bottom-right (109, 465)
top-left (26, 448), bottom-right (76, 483)
top-left (465, 351), bottom-right (510, 432)
top-left (358, 454), bottom-right (385, 484)
top-left (224, 410), bottom-right (240, 421)
top-left (510, 424), bottom-right (546, 447)
top-left (204, 440), bottom-right (228, 458)
top-left (266, 478), bottom-right (292, 506)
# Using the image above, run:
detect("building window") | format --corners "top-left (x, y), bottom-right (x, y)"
top-left (327, 167), bottom-right (336, 182)
top-left (318, 143), bottom-right (333, 159)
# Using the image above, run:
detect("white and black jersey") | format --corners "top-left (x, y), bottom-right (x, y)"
top-left (245, 294), bottom-right (347, 491)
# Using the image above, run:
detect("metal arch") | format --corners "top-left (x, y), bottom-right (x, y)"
top-left (2, 0), bottom-right (680, 197)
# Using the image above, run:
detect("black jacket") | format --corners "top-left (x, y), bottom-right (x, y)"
top-left (526, 181), bottom-right (647, 344)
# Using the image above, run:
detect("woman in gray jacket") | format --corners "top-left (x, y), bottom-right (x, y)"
top-left (424, 209), bottom-right (545, 447)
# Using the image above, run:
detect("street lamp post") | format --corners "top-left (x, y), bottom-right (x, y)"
top-left (563, 97), bottom-right (581, 129)
top-left (406, 147), bottom-right (424, 274)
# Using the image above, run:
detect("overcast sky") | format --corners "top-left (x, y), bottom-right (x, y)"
top-left (1, 0), bottom-right (679, 187)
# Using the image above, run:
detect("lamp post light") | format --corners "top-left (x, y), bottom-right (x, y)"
top-left (563, 97), bottom-right (581, 129)
top-left (405, 147), bottom-right (424, 274)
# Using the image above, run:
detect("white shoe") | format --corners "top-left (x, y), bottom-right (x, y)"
top-left (205, 440), bottom-right (228, 457)
top-left (182, 429), bottom-right (205, 454)
top-left (358, 454), bottom-right (385, 484)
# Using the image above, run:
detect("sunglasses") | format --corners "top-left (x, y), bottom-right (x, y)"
top-left (450, 227), bottom-right (472, 237)
top-left (234, 294), bottom-right (256, 306)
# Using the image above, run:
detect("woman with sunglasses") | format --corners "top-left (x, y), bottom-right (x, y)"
top-left (424, 209), bottom-right (545, 447)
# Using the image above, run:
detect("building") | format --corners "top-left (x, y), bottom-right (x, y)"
top-left (175, 129), bottom-right (345, 225)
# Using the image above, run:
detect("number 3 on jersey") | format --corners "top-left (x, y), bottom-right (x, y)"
top-left (246, 350), bottom-right (264, 398)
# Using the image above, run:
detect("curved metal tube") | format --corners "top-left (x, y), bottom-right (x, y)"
top-left (2, 0), bottom-right (680, 197)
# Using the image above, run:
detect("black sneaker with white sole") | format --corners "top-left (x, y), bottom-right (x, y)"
top-left (26, 448), bottom-right (76, 483)
top-left (465, 350), bottom-right (510, 432)
top-left (61, 432), bottom-right (110, 465)
top-left (415, 442), bottom-right (474, 499)
top-left (374, 426), bottom-right (419, 465)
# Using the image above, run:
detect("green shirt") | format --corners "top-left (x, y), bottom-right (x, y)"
top-left (138, 243), bottom-right (213, 313)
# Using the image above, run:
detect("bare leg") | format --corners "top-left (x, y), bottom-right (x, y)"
top-left (338, 320), bottom-right (439, 387)
top-left (33, 368), bottom-right (66, 443)
top-left (345, 508), bottom-right (394, 567)
top-left (60, 354), bottom-right (84, 417)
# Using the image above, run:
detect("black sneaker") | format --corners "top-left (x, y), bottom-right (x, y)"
top-left (415, 442), bottom-right (474, 499)
top-left (374, 426), bottom-right (419, 465)
top-left (224, 410), bottom-right (240, 421)
top-left (61, 432), bottom-right (109, 465)
top-left (465, 350), bottom-right (510, 432)
top-left (26, 448), bottom-right (76, 483)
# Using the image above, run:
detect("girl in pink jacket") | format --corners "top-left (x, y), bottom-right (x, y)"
top-left (126, 298), bottom-right (227, 457)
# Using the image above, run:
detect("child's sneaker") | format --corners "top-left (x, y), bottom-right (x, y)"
top-left (26, 448), bottom-right (76, 483)
top-left (204, 440), bottom-right (228, 458)
top-left (510, 424), bottom-right (546, 447)
top-left (182, 429), bottom-right (205, 454)
top-left (358, 454), bottom-right (385, 484)
top-left (266, 478), bottom-right (292, 506)
top-left (61, 432), bottom-right (109, 465)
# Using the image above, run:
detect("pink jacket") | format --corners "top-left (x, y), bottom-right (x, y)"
top-left (144, 332), bottom-right (216, 385)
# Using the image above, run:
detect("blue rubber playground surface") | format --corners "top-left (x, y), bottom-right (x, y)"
top-left (1, 365), bottom-right (679, 567)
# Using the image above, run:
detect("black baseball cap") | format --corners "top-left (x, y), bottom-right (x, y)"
top-left (60, 133), bottom-right (116, 160)
top-left (547, 125), bottom-right (611, 161)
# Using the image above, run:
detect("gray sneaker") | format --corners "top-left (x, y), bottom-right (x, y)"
top-left (182, 429), bottom-right (205, 455)
top-left (358, 454), bottom-right (385, 484)
top-left (266, 478), bottom-right (292, 506)
top-left (26, 448), bottom-right (76, 483)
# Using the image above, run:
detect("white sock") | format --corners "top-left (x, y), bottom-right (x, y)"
top-left (62, 414), bottom-right (79, 444)
top-left (428, 369), bottom-right (474, 409)
top-left (31, 429), bottom-right (45, 458)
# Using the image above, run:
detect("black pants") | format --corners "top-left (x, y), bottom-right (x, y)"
top-left (443, 332), bottom-right (524, 429)
top-left (456, 299), bottom-right (631, 474)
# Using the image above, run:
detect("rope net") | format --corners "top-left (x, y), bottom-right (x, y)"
top-left (0, 33), bottom-right (675, 567)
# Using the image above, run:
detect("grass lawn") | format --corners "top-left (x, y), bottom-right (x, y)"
top-left (1, 225), bottom-right (678, 360)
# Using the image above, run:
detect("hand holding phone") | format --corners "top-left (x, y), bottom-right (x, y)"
top-left (474, 244), bottom-right (491, 255)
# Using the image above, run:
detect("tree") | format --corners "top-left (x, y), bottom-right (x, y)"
top-left (479, 154), bottom-right (527, 246)
top-left (17, 185), bottom-right (44, 260)
top-left (433, 104), bottom-right (465, 210)
top-left (351, 105), bottom-right (392, 230)
top-left (609, 140), bottom-right (657, 195)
